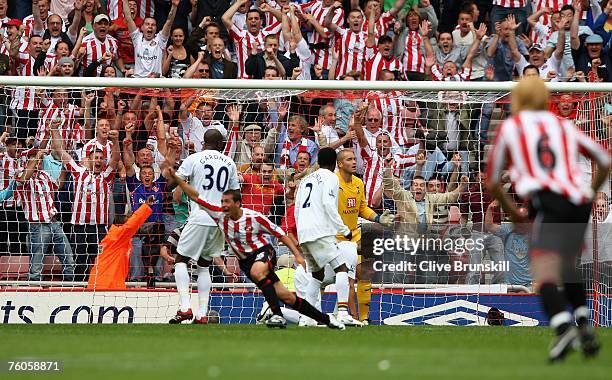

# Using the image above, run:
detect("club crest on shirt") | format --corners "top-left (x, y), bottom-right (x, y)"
top-left (152, 185), bottom-right (159, 192)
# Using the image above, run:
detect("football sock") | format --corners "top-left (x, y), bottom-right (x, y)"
top-left (335, 271), bottom-right (350, 316)
top-left (357, 280), bottom-right (372, 321)
top-left (174, 262), bottom-right (191, 312)
top-left (196, 266), bottom-right (211, 319)
top-left (280, 307), bottom-right (301, 324)
top-left (291, 296), bottom-right (330, 325)
top-left (256, 278), bottom-right (282, 316)
top-left (540, 282), bottom-right (570, 334)
top-left (565, 282), bottom-right (589, 326)
top-left (305, 276), bottom-right (323, 310)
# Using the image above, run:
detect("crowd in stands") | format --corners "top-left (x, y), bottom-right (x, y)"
top-left (0, 0), bottom-right (610, 288)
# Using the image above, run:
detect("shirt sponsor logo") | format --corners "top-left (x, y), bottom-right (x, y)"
top-left (347, 197), bottom-right (356, 208)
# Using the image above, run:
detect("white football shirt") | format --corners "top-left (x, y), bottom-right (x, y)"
top-left (176, 150), bottom-right (240, 226)
top-left (130, 30), bottom-right (168, 78)
top-left (294, 168), bottom-right (350, 243)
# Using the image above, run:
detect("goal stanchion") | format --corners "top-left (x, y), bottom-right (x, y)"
top-left (0, 78), bottom-right (609, 326)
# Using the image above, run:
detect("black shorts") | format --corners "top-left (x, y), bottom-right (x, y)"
top-left (239, 245), bottom-right (278, 282)
top-left (530, 191), bottom-right (592, 259)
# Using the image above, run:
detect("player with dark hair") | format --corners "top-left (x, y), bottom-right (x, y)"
top-left (487, 77), bottom-right (610, 361)
top-left (164, 167), bottom-right (345, 330)
top-left (164, 129), bottom-right (240, 324)
top-left (295, 147), bottom-right (363, 326)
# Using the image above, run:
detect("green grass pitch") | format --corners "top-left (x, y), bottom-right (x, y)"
top-left (1, 325), bottom-right (611, 380)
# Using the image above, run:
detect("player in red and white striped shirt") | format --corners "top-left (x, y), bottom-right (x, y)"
top-left (42, 40), bottom-right (71, 73)
top-left (23, 0), bottom-right (55, 38)
top-left (486, 78), bottom-right (610, 362)
top-left (326, 7), bottom-right (367, 79)
top-left (9, 35), bottom-right (43, 139)
top-left (368, 87), bottom-right (410, 146)
top-left (51, 120), bottom-right (121, 281)
top-left (364, 8), bottom-right (403, 81)
top-left (222, 0), bottom-right (282, 79)
top-left (15, 151), bottom-right (58, 224)
top-left (359, 0), bottom-right (403, 41)
top-left (36, 89), bottom-right (83, 151)
top-left (165, 168), bottom-right (346, 329)
top-left (528, 2), bottom-right (569, 46)
top-left (360, 134), bottom-right (417, 208)
top-left (108, 0), bottom-right (154, 20)
top-left (300, 0), bottom-right (345, 73)
top-left (0, 136), bottom-right (22, 255)
top-left (0, 137), bottom-right (21, 208)
top-left (80, 15), bottom-right (119, 76)
top-left (15, 149), bottom-right (75, 281)
top-left (493, 0), bottom-right (528, 8)
top-left (364, 41), bottom-right (404, 80)
top-left (401, 10), bottom-right (428, 79)
top-left (352, 104), bottom-right (418, 207)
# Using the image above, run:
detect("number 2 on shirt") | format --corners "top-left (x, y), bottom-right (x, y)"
top-left (302, 183), bottom-right (313, 208)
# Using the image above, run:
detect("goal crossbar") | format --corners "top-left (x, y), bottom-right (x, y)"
top-left (3, 76), bottom-right (612, 92)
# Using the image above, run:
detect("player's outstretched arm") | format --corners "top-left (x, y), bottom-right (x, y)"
top-left (164, 167), bottom-right (200, 203)
top-left (165, 167), bottom-right (224, 216)
top-left (279, 234), bottom-right (302, 260)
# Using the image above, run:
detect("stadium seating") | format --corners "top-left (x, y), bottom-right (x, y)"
top-left (0, 256), bottom-right (29, 280)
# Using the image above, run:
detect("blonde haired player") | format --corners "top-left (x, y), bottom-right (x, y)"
top-left (335, 149), bottom-right (394, 323)
top-left (487, 77), bottom-right (610, 361)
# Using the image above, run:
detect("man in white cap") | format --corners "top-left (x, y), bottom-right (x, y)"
top-left (227, 123), bottom-right (262, 168)
top-left (511, 15), bottom-right (566, 81)
top-left (80, 13), bottom-right (118, 76)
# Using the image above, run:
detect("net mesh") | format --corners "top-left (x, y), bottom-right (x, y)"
top-left (0, 84), bottom-right (609, 325)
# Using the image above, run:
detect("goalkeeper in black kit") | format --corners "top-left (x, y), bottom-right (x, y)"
top-left (164, 167), bottom-right (346, 330)
top-left (486, 77), bottom-right (610, 362)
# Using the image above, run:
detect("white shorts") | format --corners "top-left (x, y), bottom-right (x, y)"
top-left (176, 223), bottom-right (224, 262)
top-left (322, 241), bottom-right (358, 285)
top-left (293, 265), bottom-right (310, 299)
top-left (301, 235), bottom-right (343, 273)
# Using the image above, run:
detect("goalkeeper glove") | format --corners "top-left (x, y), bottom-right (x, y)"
top-left (343, 230), bottom-right (353, 241)
top-left (377, 210), bottom-right (395, 227)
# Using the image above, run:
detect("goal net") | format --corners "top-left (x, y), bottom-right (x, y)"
top-left (0, 79), bottom-right (609, 326)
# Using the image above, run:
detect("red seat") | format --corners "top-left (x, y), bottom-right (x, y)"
top-left (0, 255), bottom-right (30, 280)
top-left (43, 255), bottom-right (63, 276)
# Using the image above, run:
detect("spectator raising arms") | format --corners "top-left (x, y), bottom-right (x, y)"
top-left (50, 118), bottom-right (121, 281)
top-left (121, 0), bottom-right (179, 78)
